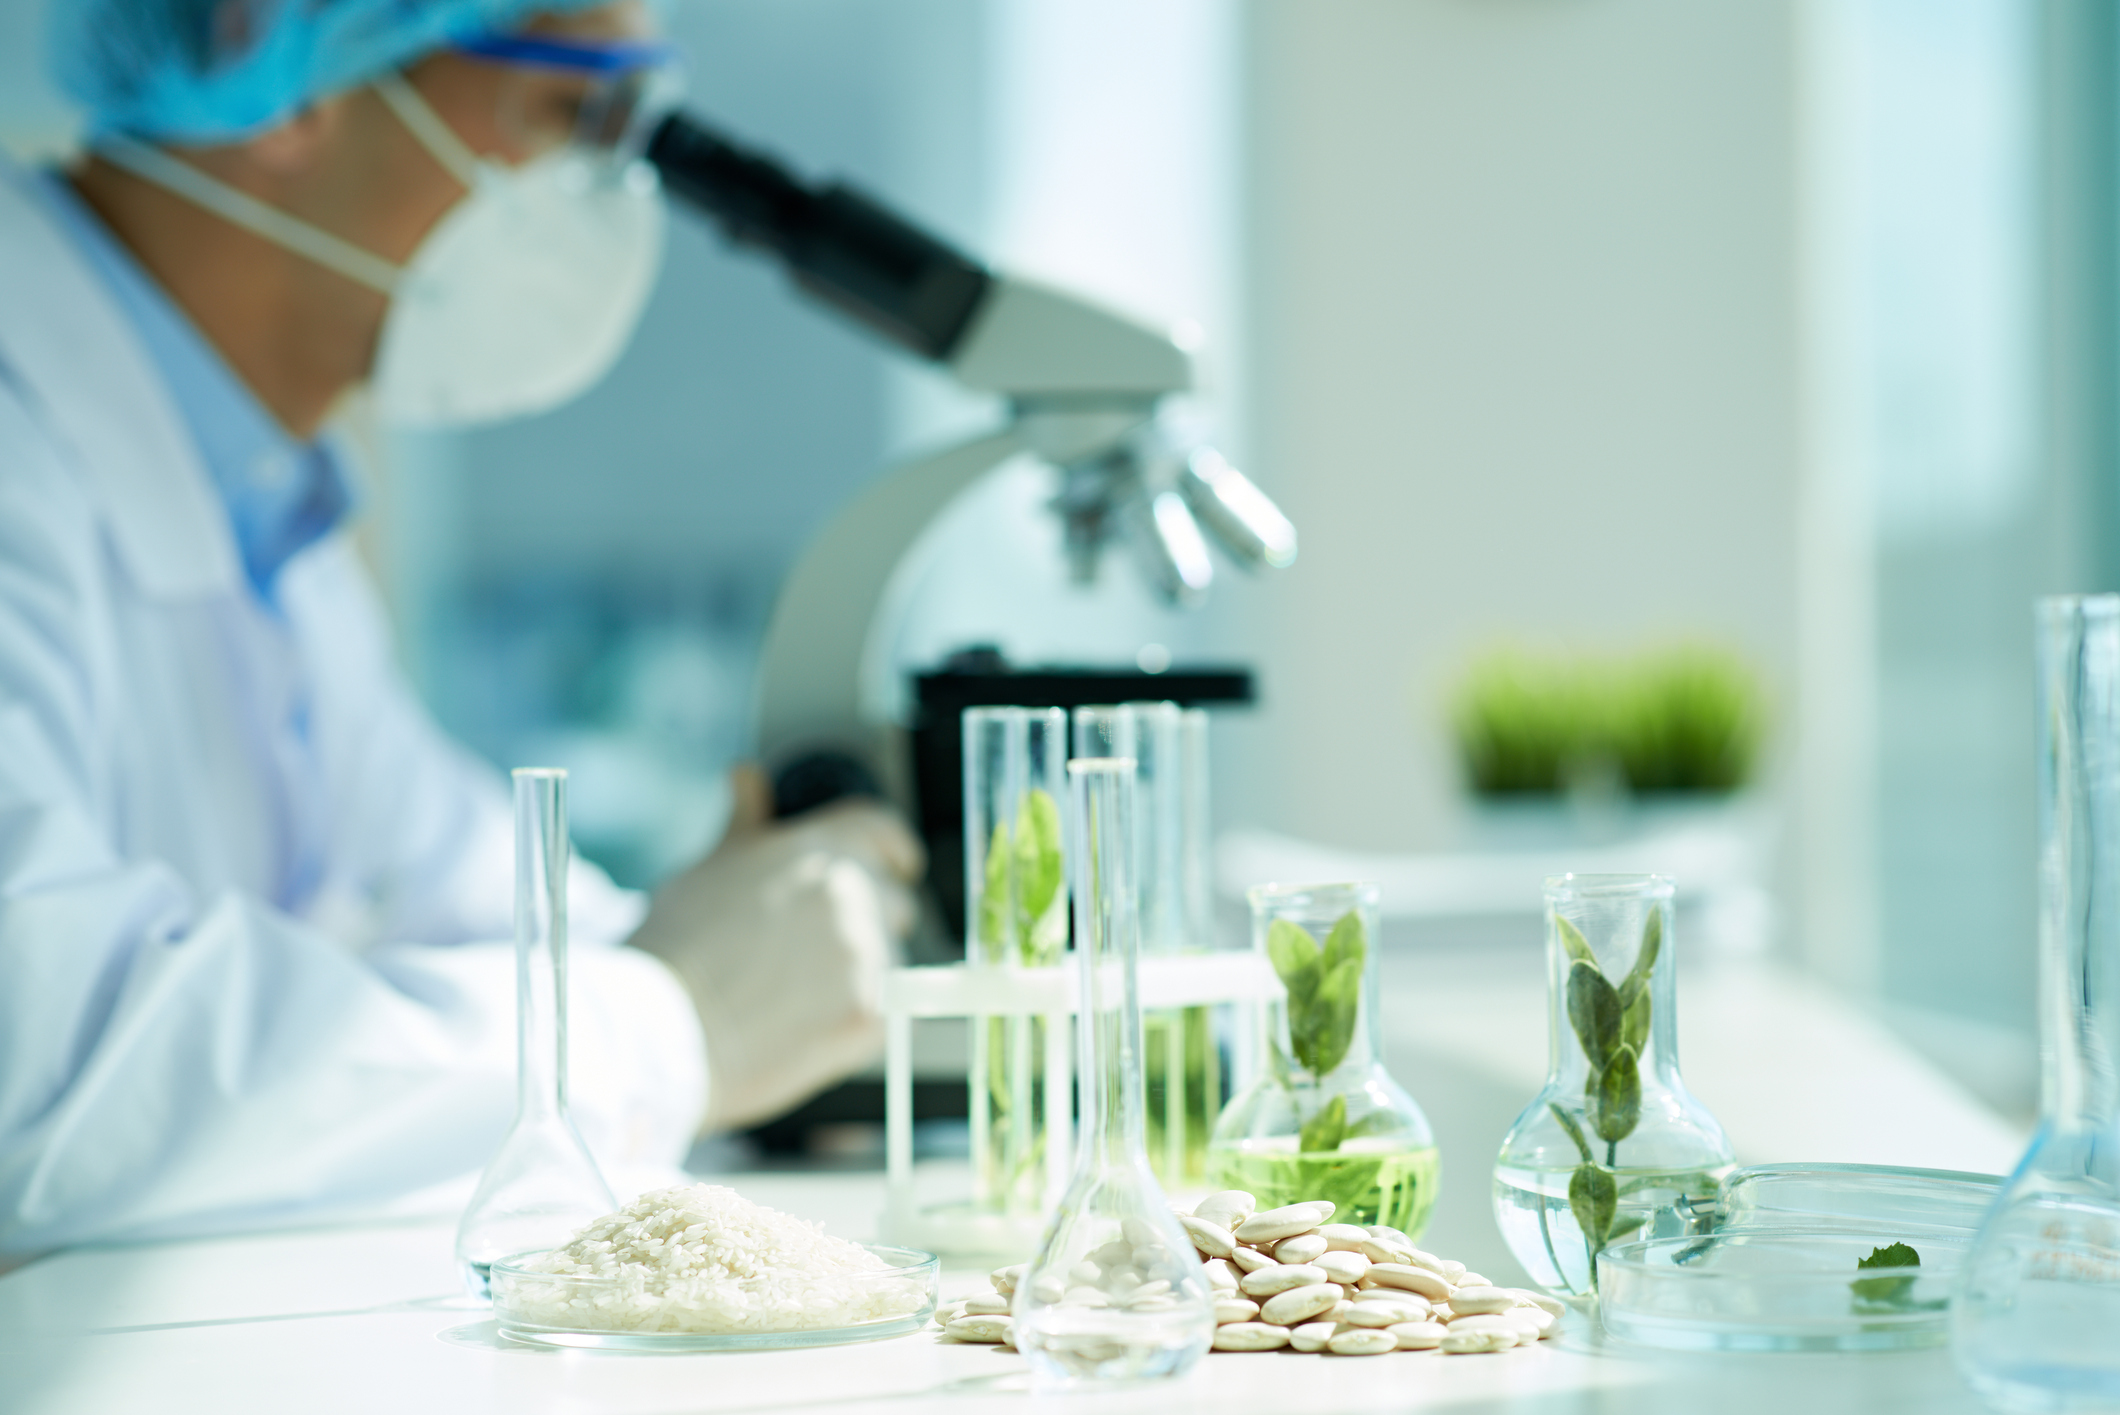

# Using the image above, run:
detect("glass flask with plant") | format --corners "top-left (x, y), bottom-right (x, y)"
top-left (1493, 873), bottom-right (1733, 1301)
top-left (1206, 882), bottom-right (1439, 1236)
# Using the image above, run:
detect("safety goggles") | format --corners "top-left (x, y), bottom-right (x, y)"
top-left (451, 30), bottom-right (679, 162)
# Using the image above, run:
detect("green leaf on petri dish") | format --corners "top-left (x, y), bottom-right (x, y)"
top-left (1851, 1242), bottom-right (1937, 1312)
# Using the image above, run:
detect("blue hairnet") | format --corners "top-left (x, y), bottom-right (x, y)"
top-left (49, 0), bottom-right (611, 141)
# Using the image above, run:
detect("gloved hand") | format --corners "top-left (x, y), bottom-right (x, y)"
top-left (628, 765), bottom-right (924, 1133)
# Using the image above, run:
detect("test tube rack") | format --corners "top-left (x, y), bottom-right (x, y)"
top-left (880, 951), bottom-right (1284, 1257)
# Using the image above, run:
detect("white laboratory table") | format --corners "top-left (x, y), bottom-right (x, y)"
top-left (0, 953), bottom-right (2025, 1415)
top-left (0, 1174), bottom-right (1992, 1415)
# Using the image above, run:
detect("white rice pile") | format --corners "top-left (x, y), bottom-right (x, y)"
top-left (505, 1184), bottom-right (928, 1334)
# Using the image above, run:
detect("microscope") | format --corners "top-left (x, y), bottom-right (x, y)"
top-left (643, 113), bottom-right (1297, 778)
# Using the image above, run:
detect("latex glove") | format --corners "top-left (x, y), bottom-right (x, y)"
top-left (628, 765), bottom-right (923, 1133)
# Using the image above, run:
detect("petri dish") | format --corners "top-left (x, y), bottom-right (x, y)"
top-left (1598, 1230), bottom-right (1966, 1352)
top-left (1597, 1163), bottom-right (2002, 1353)
top-left (490, 1243), bottom-right (939, 1351)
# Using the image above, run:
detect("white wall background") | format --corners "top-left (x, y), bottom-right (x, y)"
top-left (1222, 0), bottom-right (1803, 861)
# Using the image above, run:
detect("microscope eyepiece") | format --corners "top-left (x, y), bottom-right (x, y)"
top-left (645, 112), bottom-right (992, 362)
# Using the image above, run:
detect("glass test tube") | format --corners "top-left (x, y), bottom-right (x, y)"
top-left (961, 707), bottom-right (1070, 1216)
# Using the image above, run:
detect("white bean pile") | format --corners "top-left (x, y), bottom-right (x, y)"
top-left (934, 1190), bottom-right (1563, 1357)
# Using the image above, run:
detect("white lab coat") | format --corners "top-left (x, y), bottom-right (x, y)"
top-left (0, 160), bottom-right (707, 1256)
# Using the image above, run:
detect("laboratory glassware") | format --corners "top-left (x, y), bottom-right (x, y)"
top-left (963, 706), bottom-right (1071, 1221)
top-left (1075, 703), bottom-right (1224, 1188)
top-left (1492, 873), bottom-right (1733, 1303)
top-left (1013, 757), bottom-right (1215, 1385)
top-left (1206, 882), bottom-right (1440, 1236)
top-left (1598, 1164), bottom-right (1999, 1352)
top-left (1953, 596), bottom-right (2120, 1411)
top-left (454, 768), bottom-right (617, 1299)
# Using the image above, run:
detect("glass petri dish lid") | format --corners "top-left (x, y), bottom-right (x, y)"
top-left (1672, 1162), bottom-right (2003, 1239)
top-left (1598, 1229), bottom-right (1966, 1353)
top-left (490, 1243), bottom-right (939, 1351)
top-left (1599, 1163), bottom-right (2003, 1353)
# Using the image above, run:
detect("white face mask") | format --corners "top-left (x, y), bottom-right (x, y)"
top-left (96, 74), bottom-right (664, 429)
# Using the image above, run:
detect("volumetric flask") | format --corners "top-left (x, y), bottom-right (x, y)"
top-left (1953, 598), bottom-right (2120, 1410)
top-left (963, 707), bottom-right (1070, 1219)
top-left (1074, 703), bottom-right (1225, 1187)
top-left (1012, 757), bottom-right (1215, 1386)
top-left (454, 768), bottom-right (616, 1299)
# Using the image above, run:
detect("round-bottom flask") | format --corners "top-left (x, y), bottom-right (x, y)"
top-left (1492, 873), bottom-right (1732, 1302)
top-left (1206, 882), bottom-right (1439, 1237)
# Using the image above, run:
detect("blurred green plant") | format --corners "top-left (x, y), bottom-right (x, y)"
top-left (1450, 644), bottom-right (1765, 797)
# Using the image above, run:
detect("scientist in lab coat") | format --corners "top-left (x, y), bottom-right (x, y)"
top-left (0, 0), bottom-right (921, 1255)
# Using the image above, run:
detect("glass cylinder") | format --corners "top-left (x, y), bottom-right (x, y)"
top-left (1074, 703), bottom-right (1225, 1188)
top-left (454, 769), bottom-right (616, 1298)
top-left (1492, 873), bottom-right (1733, 1302)
top-left (1013, 757), bottom-right (1214, 1385)
top-left (1205, 882), bottom-right (1439, 1235)
top-left (1953, 597), bottom-right (2120, 1410)
top-left (962, 707), bottom-right (1070, 1218)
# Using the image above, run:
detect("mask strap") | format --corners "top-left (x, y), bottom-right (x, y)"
top-left (95, 135), bottom-right (401, 296)
top-left (372, 73), bottom-right (485, 189)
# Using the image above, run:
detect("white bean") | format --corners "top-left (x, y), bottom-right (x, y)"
top-left (991, 1263), bottom-right (1025, 1297)
top-left (1316, 1250), bottom-right (1370, 1286)
top-left (1068, 1261), bottom-right (1100, 1285)
top-left (1508, 1288), bottom-right (1566, 1318)
top-left (1193, 1190), bottom-right (1257, 1230)
top-left (1317, 1224), bottom-right (1371, 1252)
top-left (1228, 1245), bottom-right (1277, 1275)
top-left (1366, 1264), bottom-right (1451, 1302)
top-left (1272, 1232), bottom-right (1328, 1265)
top-left (1061, 1286), bottom-right (1110, 1308)
top-left (1212, 1322), bottom-right (1291, 1352)
top-left (1342, 1302), bottom-right (1425, 1328)
top-left (1402, 1248), bottom-right (1450, 1276)
top-left (1389, 1321), bottom-right (1448, 1350)
top-left (1201, 1258), bottom-right (1239, 1293)
top-left (1440, 1327), bottom-right (1515, 1354)
top-left (1328, 1328), bottom-right (1398, 1356)
top-left (1458, 1272), bottom-right (1493, 1289)
top-left (946, 1314), bottom-right (1012, 1343)
top-left (1358, 1238), bottom-right (1415, 1266)
top-left (1213, 1297), bottom-right (1261, 1325)
top-left (1180, 1214), bottom-right (1237, 1258)
top-left (1366, 1224), bottom-right (1414, 1249)
top-left (1259, 1283), bottom-right (1343, 1326)
top-left (962, 1293), bottom-right (1010, 1315)
top-left (1288, 1320), bottom-right (1337, 1353)
top-left (1449, 1285), bottom-right (1516, 1315)
top-left (1030, 1276), bottom-right (1065, 1303)
top-left (1242, 1263), bottom-right (1328, 1298)
top-left (1440, 1260), bottom-right (1467, 1282)
top-left (1235, 1201), bottom-right (1335, 1243)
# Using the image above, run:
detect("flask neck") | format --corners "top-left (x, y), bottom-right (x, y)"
top-left (1069, 759), bottom-right (1151, 1170)
top-left (2036, 601), bottom-right (2120, 1133)
top-left (515, 772), bottom-right (571, 1124)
